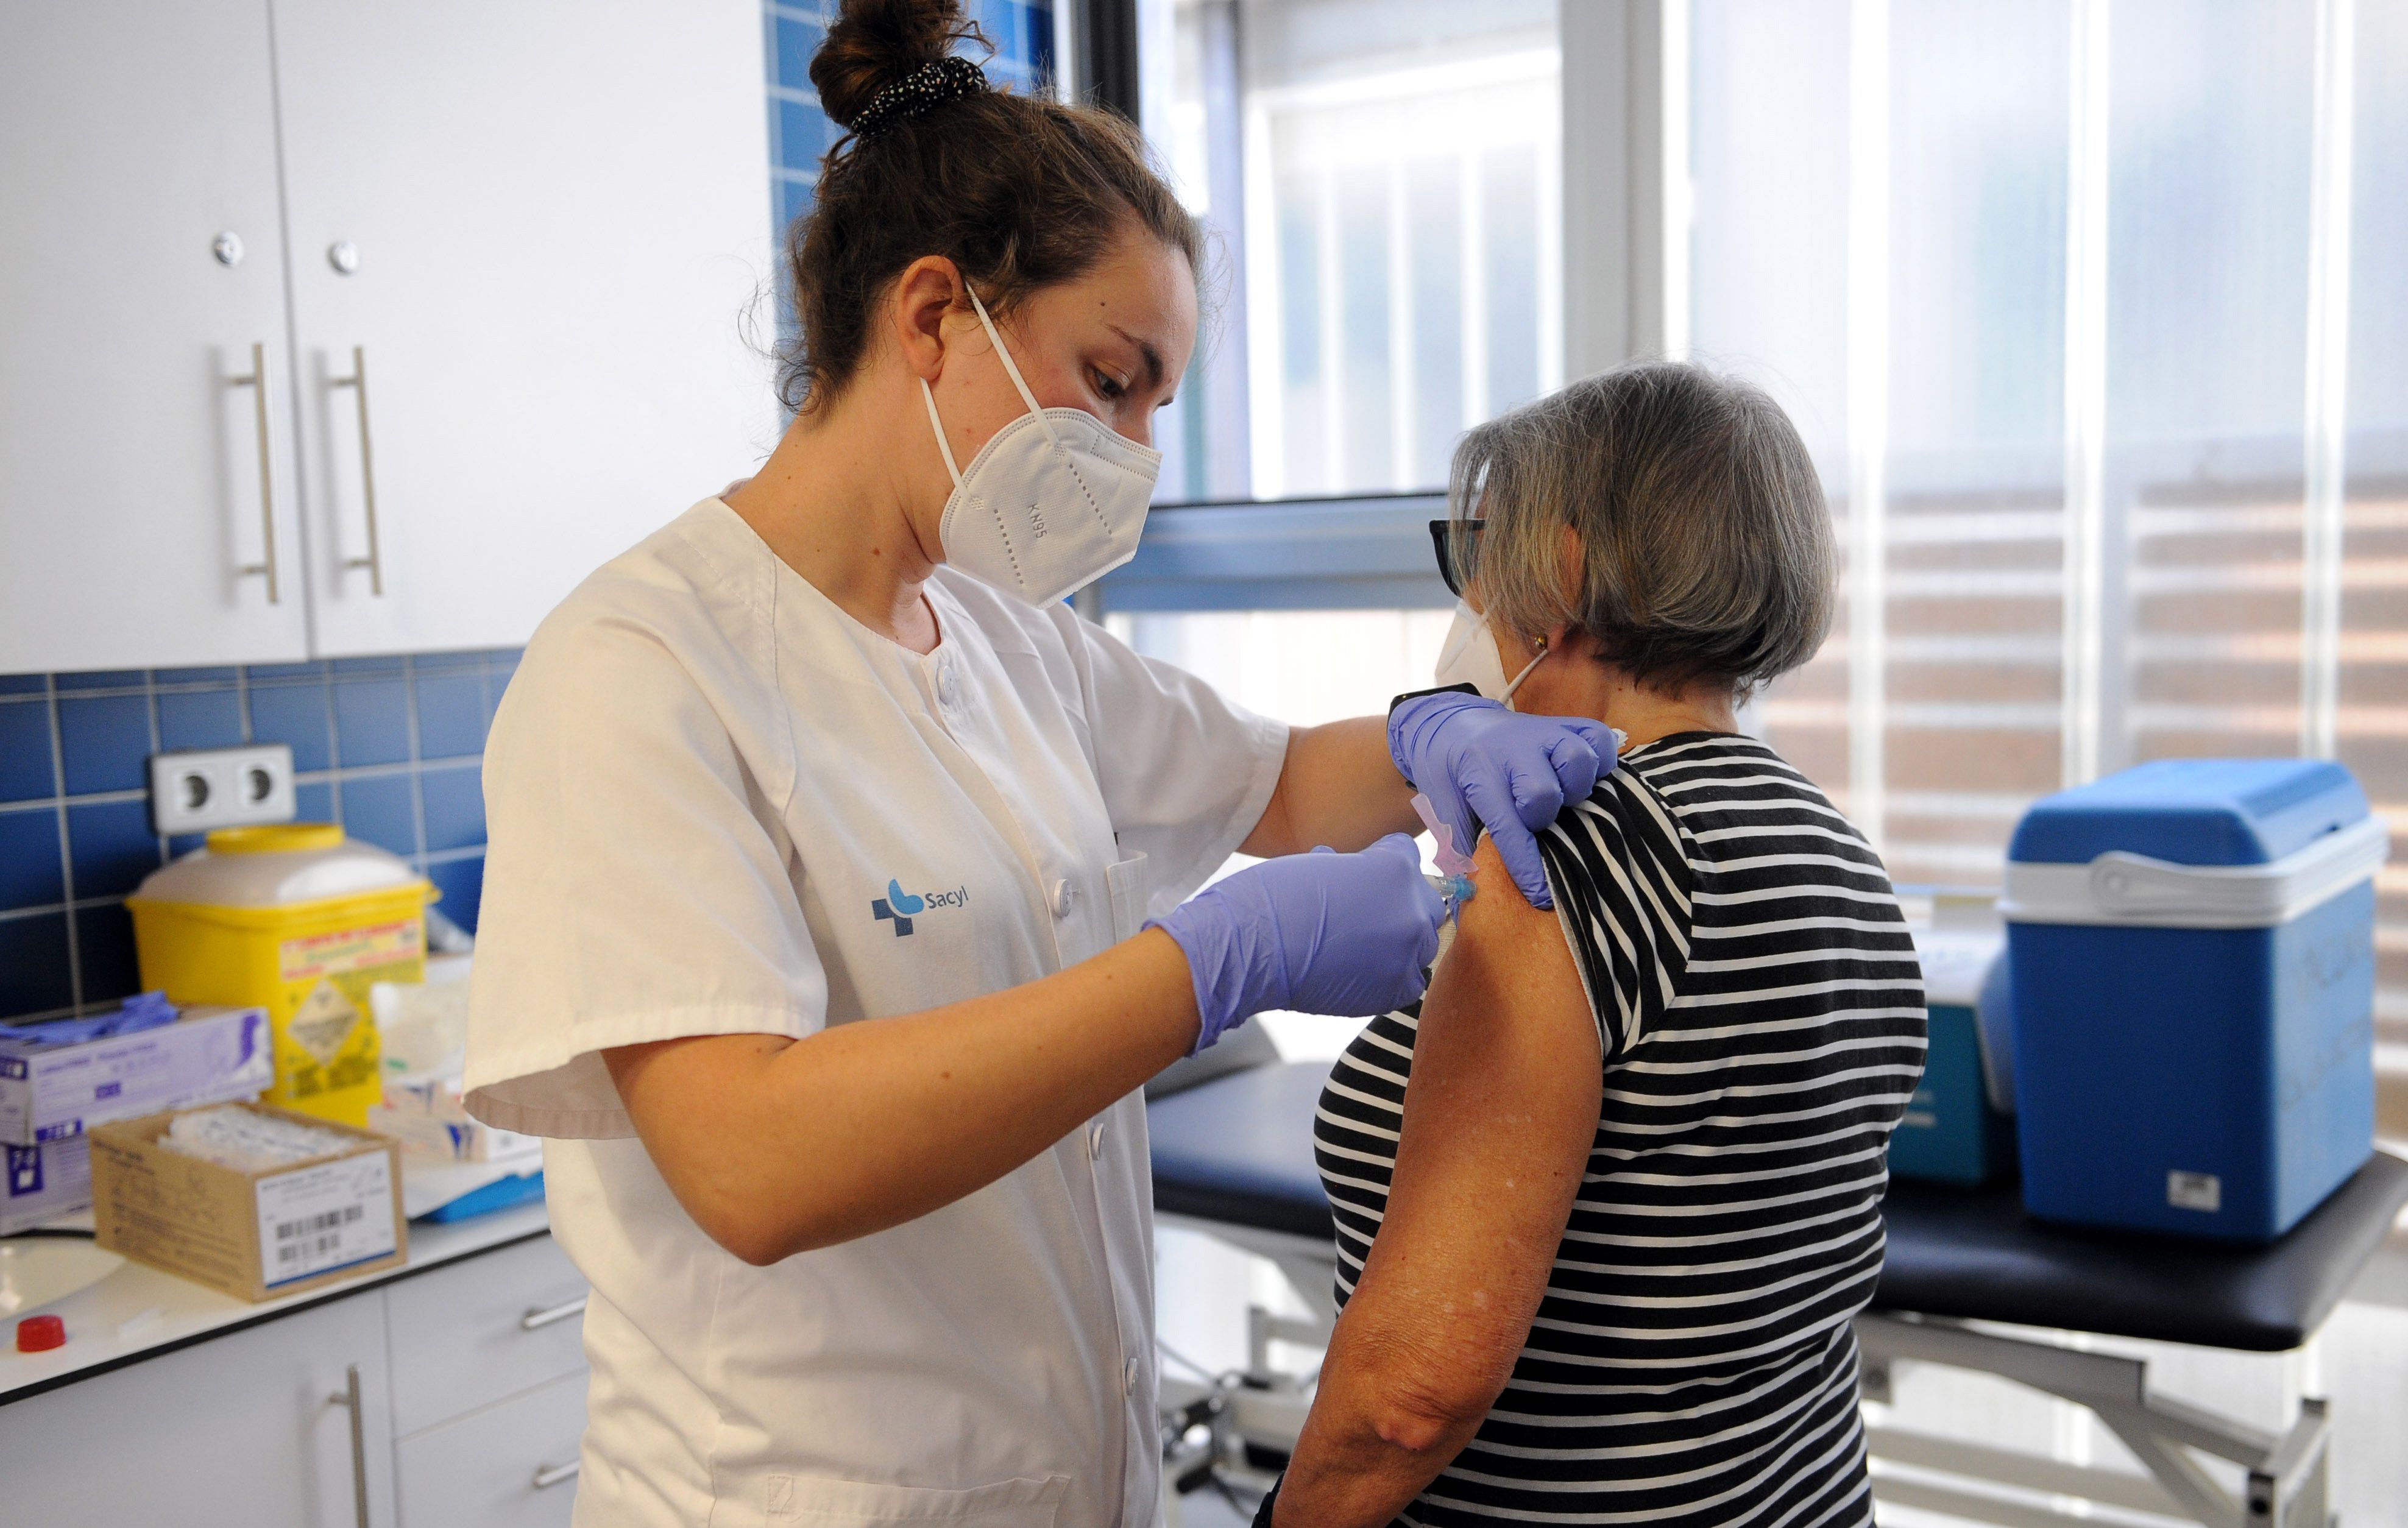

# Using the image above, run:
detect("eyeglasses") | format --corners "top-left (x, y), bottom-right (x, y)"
top-left (1428, 519), bottom-right (1485, 599)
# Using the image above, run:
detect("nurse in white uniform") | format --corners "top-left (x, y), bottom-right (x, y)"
top-left (461, 4), bottom-right (1617, 1525)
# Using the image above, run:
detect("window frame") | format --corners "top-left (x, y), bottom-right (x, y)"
top-left (1090, 0), bottom-right (1678, 615)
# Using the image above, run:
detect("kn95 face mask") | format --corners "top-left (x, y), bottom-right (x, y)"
top-left (1432, 600), bottom-right (1548, 707)
top-left (921, 288), bottom-right (1163, 606)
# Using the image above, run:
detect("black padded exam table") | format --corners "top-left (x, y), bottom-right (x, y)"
top-left (1147, 1058), bottom-right (2408, 1527)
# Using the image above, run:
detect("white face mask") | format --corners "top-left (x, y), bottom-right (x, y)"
top-left (921, 288), bottom-right (1164, 606)
top-left (1432, 600), bottom-right (1548, 707)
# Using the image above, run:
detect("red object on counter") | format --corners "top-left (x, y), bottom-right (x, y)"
top-left (15, 1314), bottom-right (65, 1353)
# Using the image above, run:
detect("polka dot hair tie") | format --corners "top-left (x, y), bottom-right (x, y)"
top-left (851, 55), bottom-right (990, 144)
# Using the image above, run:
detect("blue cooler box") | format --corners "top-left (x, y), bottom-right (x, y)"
top-left (2003, 759), bottom-right (2383, 1241)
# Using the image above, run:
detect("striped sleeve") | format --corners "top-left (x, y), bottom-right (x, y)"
top-left (1535, 773), bottom-right (1694, 1063)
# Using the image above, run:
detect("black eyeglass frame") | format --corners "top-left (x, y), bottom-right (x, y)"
top-left (1427, 519), bottom-right (1485, 599)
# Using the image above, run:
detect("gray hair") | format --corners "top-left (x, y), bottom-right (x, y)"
top-left (1450, 361), bottom-right (1835, 699)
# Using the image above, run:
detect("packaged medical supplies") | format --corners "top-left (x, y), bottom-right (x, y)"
top-left (0, 996), bottom-right (273, 1233)
top-left (160, 1104), bottom-right (359, 1171)
top-left (369, 968), bottom-right (471, 1083)
top-left (2003, 759), bottom-right (2382, 1240)
top-left (128, 824), bottom-right (433, 1128)
top-left (366, 964), bottom-right (540, 1170)
top-left (1889, 897), bottom-right (2016, 1187)
top-left (0, 995), bottom-right (271, 1145)
top-left (367, 1077), bottom-right (545, 1169)
top-left (2, 1136), bottom-right (93, 1236)
top-left (90, 1102), bottom-right (405, 1301)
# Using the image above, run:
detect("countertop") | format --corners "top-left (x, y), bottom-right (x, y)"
top-left (0, 1201), bottom-right (551, 1406)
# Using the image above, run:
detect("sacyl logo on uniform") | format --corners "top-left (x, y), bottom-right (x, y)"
top-left (872, 879), bottom-right (968, 937)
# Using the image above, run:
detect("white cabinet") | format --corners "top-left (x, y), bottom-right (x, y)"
top-left (388, 1235), bottom-right (592, 1528)
top-left (0, 1233), bottom-right (592, 1528)
top-left (384, 1233), bottom-right (589, 1436)
top-left (395, 1369), bottom-right (587, 1528)
top-left (272, 0), bottom-right (776, 656)
top-left (0, 1290), bottom-right (396, 1527)
top-left (0, 0), bottom-right (775, 672)
top-left (0, 1), bottom-right (310, 673)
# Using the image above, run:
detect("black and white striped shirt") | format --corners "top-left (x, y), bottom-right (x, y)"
top-left (1314, 733), bottom-right (1927, 1526)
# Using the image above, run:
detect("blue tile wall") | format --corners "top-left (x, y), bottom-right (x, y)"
top-left (763, 0), bottom-right (1057, 252)
top-left (0, 653), bottom-right (516, 1022)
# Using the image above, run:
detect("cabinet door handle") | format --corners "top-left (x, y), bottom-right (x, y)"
top-left (327, 1362), bottom-right (371, 1528)
top-left (328, 344), bottom-right (385, 596)
top-left (521, 1295), bottom-right (589, 1331)
top-left (229, 342), bottom-right (280, 604)
top-left (533, 1460), bottom-right (581, 1490)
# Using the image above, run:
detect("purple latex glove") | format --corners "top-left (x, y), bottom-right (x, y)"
top-left (1389, 690), bottom-right (1620, 910)
top-left (1148, 833), bottom-right (1445, 1054)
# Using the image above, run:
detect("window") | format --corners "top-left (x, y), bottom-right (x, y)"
top-left (1694, 0), bottom-right (2408, 1062)
top-left (1139, 0), bottom-right (1562, 504)
top-left (1116, 4), bottom-right (2408, 1508)
top-left (1114, 0), bottom-right (1563, 895)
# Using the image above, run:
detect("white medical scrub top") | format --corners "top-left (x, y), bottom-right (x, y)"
top-left (462, 498), bottom-right (1287, 1528)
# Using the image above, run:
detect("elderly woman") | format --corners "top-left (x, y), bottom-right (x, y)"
top-left (1264, 363), bottom-right (1928, 1527)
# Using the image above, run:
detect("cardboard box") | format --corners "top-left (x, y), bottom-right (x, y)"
top-left (0, 1006), bottom-right (272, 1145)
top-left (89, 1104), bottom-right (406, 1302)
top-left (1, 1134), bottom-right (92, 1236)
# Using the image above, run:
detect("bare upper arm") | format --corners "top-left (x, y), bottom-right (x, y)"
top-left (1336, 833), bottom-right (1604, 1419)
top-left (603, 1033), bottom-right (795, 1129)
top-left (603, 1033), bottom-right (798, 1262)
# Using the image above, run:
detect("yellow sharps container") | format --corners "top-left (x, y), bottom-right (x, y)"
top-left (127, 824), bottom-right (433, 1127)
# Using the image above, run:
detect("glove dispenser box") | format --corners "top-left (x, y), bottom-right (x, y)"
top-left (2003, 759), bottom-right (2382, 1242)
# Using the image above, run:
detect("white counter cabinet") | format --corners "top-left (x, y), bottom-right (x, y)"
top-left (0, 1), bottom-right (311, 671)
top-left (395, 1368), bottom-right (589, 1528)
top-left (268, 0), bottom-right (776, 657)
top-left (0, 1220), bottom-right (589, 1528)
top-left (386, 1234), bottom-right (590, 1528)
top-left (384, 1233), bottom-right (589, 1439)
top-left (0, 0), bottom-right (774, 673)
top-left (0, 1289), bottom-right (400, 1527)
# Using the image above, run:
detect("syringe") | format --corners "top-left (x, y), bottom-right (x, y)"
top-left (1412, 793), bottom-right (1479, 960)
top-left (1428, 871), bottom-right (1477, 918)
top-left (1428, 871), bottom-right (1476, 962)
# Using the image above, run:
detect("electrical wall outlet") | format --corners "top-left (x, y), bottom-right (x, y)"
top-left (148, 745), bottom-right (297, 837)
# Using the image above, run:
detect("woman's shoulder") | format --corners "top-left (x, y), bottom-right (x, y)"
top-left (1603, 732), bottom-right (1849, 827)
top-left (1542, 731), bottom-right (1855, 890)
top-left (537, 499), bottom-right (777, 644)
top-left (519, 501), bottom-right (781, 685)
top-left (1615, 730), bottom-right (1808, 792)
top-left (1545, 734), bottom-right (1733, 857)
top-left (1608, 731), bottom-right (1885, 881)
top-left (494, 501), bottom-right (788, 771)
top-left (1534, 740), bottom-right (1701, 923)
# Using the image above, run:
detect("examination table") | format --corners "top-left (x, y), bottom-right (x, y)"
top-left (1146, 1052), bottom-right (2408, 1528)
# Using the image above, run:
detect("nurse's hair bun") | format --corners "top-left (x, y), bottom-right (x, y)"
top-left (813, 0), bottom-right (987, 133)
top-left (782, 0), bottom-right (1200, 415)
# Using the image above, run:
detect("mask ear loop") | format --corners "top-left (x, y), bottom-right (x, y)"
top-left (1500, 635), bottom-right (1549, 710)
top-left (920, 380), bottom-right (964, 489)
top-left (963, 285), bottom-right (1061, 450)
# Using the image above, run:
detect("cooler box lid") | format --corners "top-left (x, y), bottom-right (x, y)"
top-left (2008, 759), bottom-right (2367, 866)
top-left (2003, 760), bottom-right (2384, 928)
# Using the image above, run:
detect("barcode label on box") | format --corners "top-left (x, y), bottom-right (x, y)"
top-left (2167, 1170), bottom-right (2222, 1213)
top-left (255, 1151), bottom-right (395, 1287)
